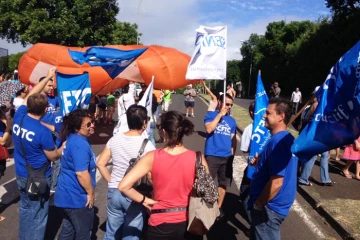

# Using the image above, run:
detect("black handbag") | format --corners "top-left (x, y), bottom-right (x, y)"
top-left (19, 117), bottom-right (49, 197)
top-left (124, 139), bottom-right (153, 196)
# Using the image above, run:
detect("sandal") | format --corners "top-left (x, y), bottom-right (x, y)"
top-left (299, 182), bottom-right (312, 186)
top-left (0, 216), bottom-right (5, 222)
top-left (340, 171), bottom-right (353, 179)
top-left (322, 181), bottom-right (335, 186)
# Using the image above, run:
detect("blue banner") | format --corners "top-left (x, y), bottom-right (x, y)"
top-left (292, 41), bottom-right (360, 159)
top-left (69, 47), bottom-right (147, 79)
top-left (247, 72), bottom-right (272, 179)
top-left (56, 72), bottom-right (92, 116)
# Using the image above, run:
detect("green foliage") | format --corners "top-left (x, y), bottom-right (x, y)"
top-left (326, 0), bottom-right (360, 16)
top-left (226, 60), bottom-right (241, 84)
top-left (239, 9), bottom-right (360, 99)
top-left (0, 0), bottom-right (139, 46)
top-left (8, 52), bottom-right (26, 72)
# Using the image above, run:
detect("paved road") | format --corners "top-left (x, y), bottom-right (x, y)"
top-left (0, 94), bottom-right (341, 239)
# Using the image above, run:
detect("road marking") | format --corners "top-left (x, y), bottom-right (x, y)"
top-left (234, 155), bottom-right (327, 239)
top-left (292, 200), bottom-right (326, 239)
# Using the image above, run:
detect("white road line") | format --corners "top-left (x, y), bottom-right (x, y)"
top-left (291, 200), bottom-right (326, 239)
top-left (234, 148), bottom-right (327, 239)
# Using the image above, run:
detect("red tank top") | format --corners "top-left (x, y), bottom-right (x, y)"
top-left (148, 149), bottom-right (196, 226)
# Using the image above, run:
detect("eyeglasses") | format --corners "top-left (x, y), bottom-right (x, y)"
top-left (225, 103), bottom-right (233, 107)
top-left (83, 120), bottom-right (95, 128)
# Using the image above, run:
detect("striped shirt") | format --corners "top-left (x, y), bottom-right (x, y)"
top-left (107, 132), bottom-right (155, 189)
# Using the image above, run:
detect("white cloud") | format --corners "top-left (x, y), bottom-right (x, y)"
top-left (0, 0), bottom-right (319, 64)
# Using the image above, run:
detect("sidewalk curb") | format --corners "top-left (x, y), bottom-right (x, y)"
top-left (297, 185), bottom-right (354, 240)
top-left (198, 94), bottom-right (354, 240)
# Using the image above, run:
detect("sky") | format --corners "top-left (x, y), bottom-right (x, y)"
top-left (0, 0), bottom-right (330, 60)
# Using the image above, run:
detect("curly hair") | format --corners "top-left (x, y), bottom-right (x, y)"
top-left (60, 109), bottom-right (90, 141)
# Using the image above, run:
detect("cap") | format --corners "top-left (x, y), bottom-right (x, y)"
top-left (140, 83), bottom-right (146, 88)
top-left (14, 69), bottom-right (18, 74)
top-left (312, 86), bottom-right (320, 94)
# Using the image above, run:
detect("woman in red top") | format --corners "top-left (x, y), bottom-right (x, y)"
top-left (119, 111), bottom-right (209, 240)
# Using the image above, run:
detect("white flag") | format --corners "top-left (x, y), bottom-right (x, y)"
top-left (138, 76), bottom-right (154, 118)
top-left (186, 26), bottom-right (227, 80)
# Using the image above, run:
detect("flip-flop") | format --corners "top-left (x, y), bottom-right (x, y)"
top-left (0, 216), bottom-right (5, 222)
top-left (340, 171), bottom-right (353, 179)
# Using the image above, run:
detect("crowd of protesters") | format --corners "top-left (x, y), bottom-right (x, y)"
top-left (0, 67), bottom-right (358, 240)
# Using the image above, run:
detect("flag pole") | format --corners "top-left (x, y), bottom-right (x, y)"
top-left (223, 78), bottom-right (226, 106)
top-left (287, 95), bottom-right (315, 127)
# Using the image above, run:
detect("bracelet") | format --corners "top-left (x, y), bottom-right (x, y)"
top-left (140, 195), bottom-right (146, 204)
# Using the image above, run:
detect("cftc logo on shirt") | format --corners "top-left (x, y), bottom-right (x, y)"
top-left (13, 124), bottom-right (35, 142)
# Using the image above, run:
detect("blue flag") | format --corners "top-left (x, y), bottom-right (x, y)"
top-left (247, 72), bottom-right (272, 179)
top-left (56, 72), bottom-right (92, 116)
top-left (69, 47), bottom-right (147, 79)
top-left (292, 41), bottom-right (360, 159)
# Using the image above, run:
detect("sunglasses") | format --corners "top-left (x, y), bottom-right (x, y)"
top-left (225, 103), bottom-right (233, 107)
top-left (84, 120), bottom-right (95, 128)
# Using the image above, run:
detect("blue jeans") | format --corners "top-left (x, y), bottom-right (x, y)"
top-left (149, 122), bottom-right (156, 146)
top-left (58, 207), bottom-right (94, 240)
top-left (51, 159), bottom-right (60, 190)
top-left (16, 175), bottom-right (51, 240)
top-left (250, 206), bottom-right (285, 240)
top-left (104, 188), bottom-right (146, 240)
top-left (299, 151), bottom-right (331, 184)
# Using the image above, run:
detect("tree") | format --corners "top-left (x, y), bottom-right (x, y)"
top-left (226, 60), bottom-right (241, 84)
top-left (0, 0), bottom-right (139, 46)
top-left (326, 0), bottom-right (360, 16)
top-left (8, 52), bottom-right (26, 72)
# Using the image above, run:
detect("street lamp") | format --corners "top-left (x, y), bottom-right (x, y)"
top-left (239, 40), bottom-right (253, 97)
top-left (137, 0), bottom-right (144, 45)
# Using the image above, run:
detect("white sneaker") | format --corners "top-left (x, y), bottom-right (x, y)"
top-left (192, 114), bottom-right (195, 118)
top-left (186, 114), bottom-right (189, 117)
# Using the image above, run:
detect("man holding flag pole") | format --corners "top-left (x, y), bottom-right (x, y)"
top-left (186, 26), bottom-right (237, 219)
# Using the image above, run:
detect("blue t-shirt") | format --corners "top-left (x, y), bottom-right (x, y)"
top-left (54, 133), bottom-right (96, 209)
top-left (204, 111), bottom-right (236, 157)
top-left (0, 121), bottom-right (5, 137)
top-left (41, 96), bottom-right (59, 124)
top-left (54, 112), bottom-right (64, 148)
top-left (248, 131), bottom-right (297, 216)
top-left (13, 106), bottom-right (56, 177)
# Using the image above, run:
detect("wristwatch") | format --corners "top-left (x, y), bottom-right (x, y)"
top-left (253, 203), bottom-right (263, 211)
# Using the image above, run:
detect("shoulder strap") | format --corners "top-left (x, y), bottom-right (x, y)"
top-left (195, 151), bottom-right (202, 170)
top-left (19, 116), bottom-right (28, 165)
top-left (137, 139), bottom-right (149, 159)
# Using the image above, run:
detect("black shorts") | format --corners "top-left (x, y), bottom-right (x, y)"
top-left (184, 101), bottom-right (195, 108)
top-left (146, 221), bottom-right (202, 240)
top-left (205, 155), bottom-right (233, 187)
top-left (88, 103), bottom-right (96, 113)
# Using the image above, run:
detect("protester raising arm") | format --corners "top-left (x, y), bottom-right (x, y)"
top-left (204, 107), bottom-right (227, 134)
top-left (22, 68), bottom-right (56, 106)
top-left (201, 80), bottom-right (217, 102)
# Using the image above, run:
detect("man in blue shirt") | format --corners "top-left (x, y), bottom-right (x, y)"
top-left (247, 98), bottom-right (297, 240)
top-left (38, 76), bottom-right (60, 192)
top-left (13, 68), bottom-right (64, 240)
top-left (204, 93), bottom-right (237, 218)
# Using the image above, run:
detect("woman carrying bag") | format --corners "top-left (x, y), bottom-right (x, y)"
top-left (119, 111), bottom-right (212, 240)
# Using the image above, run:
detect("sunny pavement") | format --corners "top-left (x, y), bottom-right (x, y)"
top-left (0, 94), bottom-right (343, 239)
top-left (201, 93), bottom-right (360, 239)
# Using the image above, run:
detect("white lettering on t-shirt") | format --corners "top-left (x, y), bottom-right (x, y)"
top-left (13, 124), bottom-right (35, 142)
top-left (214, 120), bottom-right (231, 136)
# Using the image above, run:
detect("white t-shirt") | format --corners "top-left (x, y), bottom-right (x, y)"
top-left (107, 133), bottom-right (155, 189)
top-left (13, 98), bottom-right (24, 111)
top-left (208, 100), bottom-right (217, 112)
top-left (291, 91), bottom-right (302, 103)
top-left (240, 123), bottom-right (253, 152)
